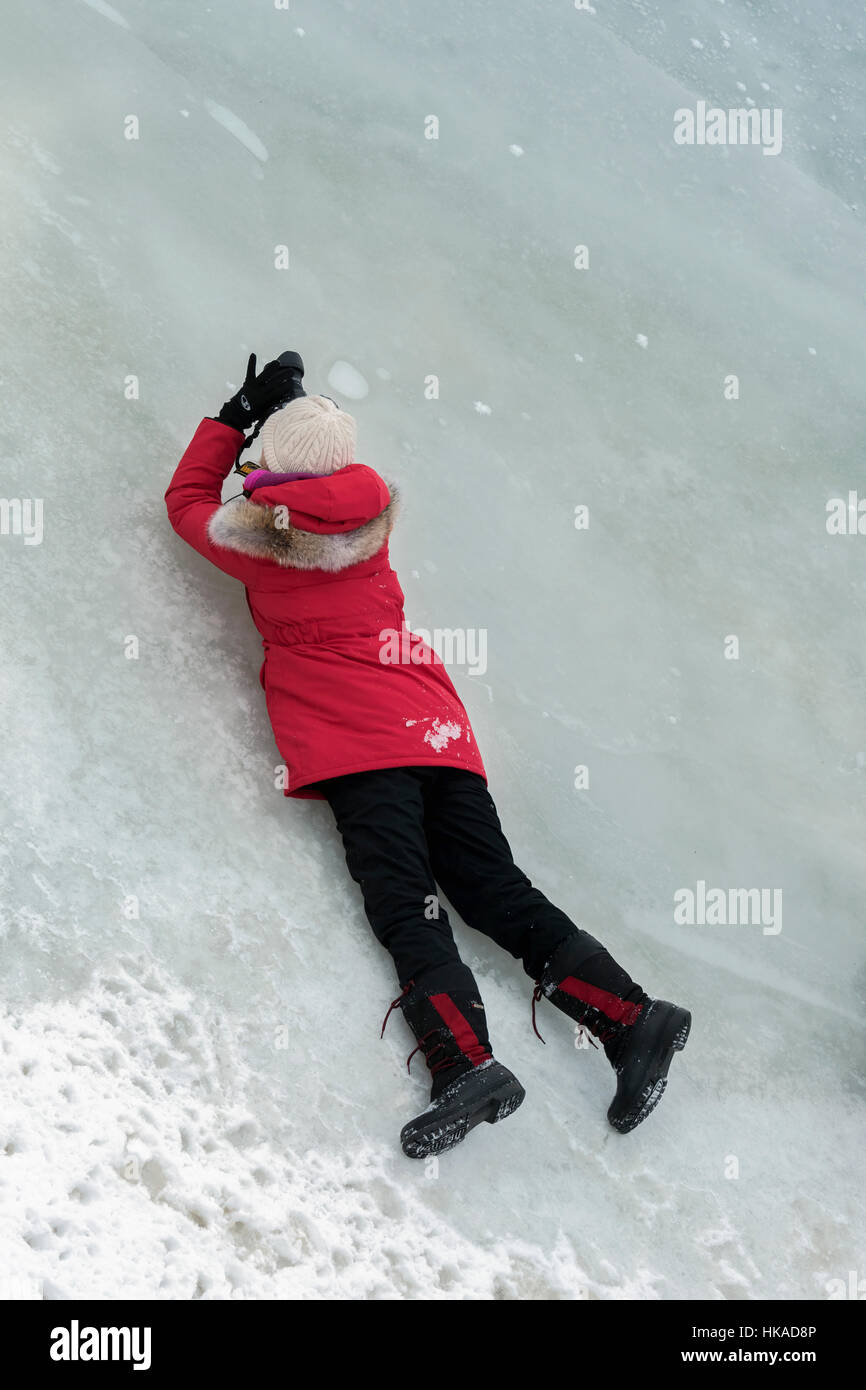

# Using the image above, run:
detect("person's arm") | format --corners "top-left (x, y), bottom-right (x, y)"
top-left (164, 417), bottom-right (258, 580)
top-left (165, 352), bottom-right (304, 580)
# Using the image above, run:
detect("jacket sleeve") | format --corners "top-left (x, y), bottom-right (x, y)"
top-left (165, 418), bottom-right (264, 582)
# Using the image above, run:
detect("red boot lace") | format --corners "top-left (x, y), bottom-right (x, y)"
top-left (379, 982), bottom-right (461, 1079)
top-left (405, 1031), bottom-right (460, 1078)
top-left (380, 981), bottom-right (413, 1038)
top-left (531, 984), bottom-right (547, 1044)
top-left (531, 982), bottom-right (600, 1049)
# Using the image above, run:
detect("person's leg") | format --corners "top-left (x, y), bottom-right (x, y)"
top-left (317, 766), bottom-right (463, 988)
top-left (423, 769), bottom-right (690, 1133)
top-left (318, 766), bottom-right (525, 1154)
top-left (423, 769), bottom-right (645, 1018)
top-left (421, 770), bottom-right (592, 979)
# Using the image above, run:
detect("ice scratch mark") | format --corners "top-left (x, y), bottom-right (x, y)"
top-left (79, 0), bottom-right (130, 28)
top-left (204, 101), bottom-right (269, 163)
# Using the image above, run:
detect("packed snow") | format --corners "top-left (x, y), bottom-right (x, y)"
top-left (423, 719), bottom-right (463, 753)
top-left (1, 0), bottom-right (864, 1300)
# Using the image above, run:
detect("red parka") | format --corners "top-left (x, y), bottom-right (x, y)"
top-left (165, 419), bottom-right (486, 798)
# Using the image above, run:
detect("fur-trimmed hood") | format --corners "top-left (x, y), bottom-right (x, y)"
top-left (208, 463), bottom-right (399, 572)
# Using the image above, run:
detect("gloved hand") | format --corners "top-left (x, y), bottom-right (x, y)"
top-left (215, 353), bottom-right (302, 433)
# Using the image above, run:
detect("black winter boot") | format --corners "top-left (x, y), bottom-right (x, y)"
top-left (382, 966), bottom-right (525, 1159)
top-left (534, 933), bottom-right (690, 1133)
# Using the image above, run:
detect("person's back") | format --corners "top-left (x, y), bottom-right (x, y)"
top-left (166, 389), bottom-right (486, 798)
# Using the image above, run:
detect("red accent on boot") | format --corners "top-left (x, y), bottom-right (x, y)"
top-left (429, 994), bottom-right (492, 1067)
top-left (557, 977), bottom-right (644, 1026)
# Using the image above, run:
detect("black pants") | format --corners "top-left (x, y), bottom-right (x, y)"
top-left (317, 766), bottom-right (586, 990)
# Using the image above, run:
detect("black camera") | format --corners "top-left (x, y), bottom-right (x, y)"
top-left (273, 350), bottom-right (306, 404)
top-left (234, 350), bottom-right (307, 475)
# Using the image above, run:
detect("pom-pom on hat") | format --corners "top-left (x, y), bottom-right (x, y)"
top-left (259, 395), bottom-right (357, 476)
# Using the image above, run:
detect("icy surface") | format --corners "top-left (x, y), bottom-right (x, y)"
top-left (1, 0), bottom-right (864, 1299)
top-left (326, 361), bottom-right (369, 400)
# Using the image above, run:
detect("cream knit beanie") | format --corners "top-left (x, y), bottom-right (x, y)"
top-left (259, 395), bottom-right (357, 476)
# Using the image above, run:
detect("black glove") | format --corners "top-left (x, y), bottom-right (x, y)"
top-left (215, 353), bottom-right (302, 433)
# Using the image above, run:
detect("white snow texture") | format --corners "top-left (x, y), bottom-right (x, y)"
top-left (1, 0), bottom-right (864, 1300)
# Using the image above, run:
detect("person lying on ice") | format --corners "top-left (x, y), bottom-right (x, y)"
top-left (165, 352), bottom-right (691, 1159)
